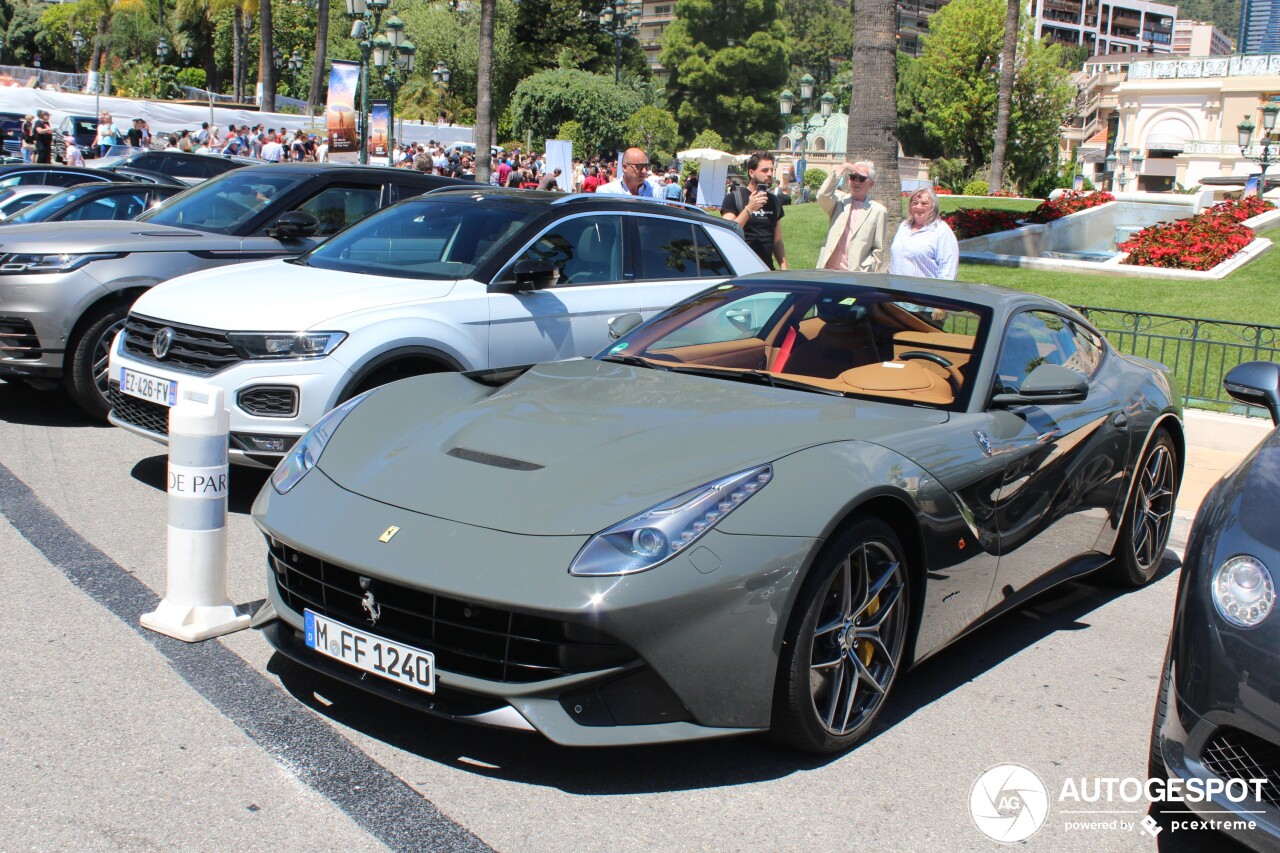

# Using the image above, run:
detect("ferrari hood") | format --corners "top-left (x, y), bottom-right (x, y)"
top-left (317, 358), bottom-right (948, 535)
top-left (134, 259), bottom-right (458, 331)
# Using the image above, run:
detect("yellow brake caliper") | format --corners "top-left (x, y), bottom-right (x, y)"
top-left (858, 596), bottom-right (880, 666)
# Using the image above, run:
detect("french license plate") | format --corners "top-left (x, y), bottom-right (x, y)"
top-left (119, 366), bottom-right (177, 407)
top-left (304, 609), bottom-right (436, 694)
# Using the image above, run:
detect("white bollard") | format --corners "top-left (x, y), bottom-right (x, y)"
top-left (140, 385), bottom-right (250, 642)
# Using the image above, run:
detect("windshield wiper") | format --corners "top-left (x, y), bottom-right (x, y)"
top-left (601, 354), bottom-right (669, 370)
top-left (664, 364), bottom-right (847, 396)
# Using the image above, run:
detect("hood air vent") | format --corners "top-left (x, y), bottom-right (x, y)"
top-left (447, 447), bottom-right (544, 471)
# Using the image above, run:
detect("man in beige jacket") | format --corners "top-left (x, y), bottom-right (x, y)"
top-left (815, 160), bottom-right (887, 272)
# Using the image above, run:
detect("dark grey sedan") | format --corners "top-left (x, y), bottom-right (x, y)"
top-left (1152, 361), bottom-right (1280, 850)
top-left (253, 274), bottom-right (1185, 752)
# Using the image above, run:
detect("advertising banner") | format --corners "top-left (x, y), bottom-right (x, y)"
top-left (370, 100), bottom-right (390, 159)
top-left (325, 60), bottom-right (362, 162)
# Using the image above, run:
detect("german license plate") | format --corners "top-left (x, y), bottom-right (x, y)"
top-left (304, 609), bottom-right (436, 694)
top-left (119, 366), bottom-right (177, 407)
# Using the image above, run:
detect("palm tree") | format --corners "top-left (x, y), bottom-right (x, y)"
top-left (83, 0), bottom-right (115, 76)
top-left (846, 0), bottom-right (903, 267)
top-left (473, 0), bottom-right (497, 184)
top-left (989, 0), bottom-right (1020, 193)
top-left (307, 0), bottom-right (329, 115)
top-left (259, 0), bottom-right (276, 112)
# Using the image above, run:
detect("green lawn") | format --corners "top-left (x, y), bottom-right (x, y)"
top-left (779, 200), bottom-right (1280, 326)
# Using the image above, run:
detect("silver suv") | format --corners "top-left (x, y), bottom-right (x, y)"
top-left (0, 163), bottom-right (460, 417)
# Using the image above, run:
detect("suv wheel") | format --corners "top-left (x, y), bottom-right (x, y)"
top-left (66, 303), bottom-right (127, 419)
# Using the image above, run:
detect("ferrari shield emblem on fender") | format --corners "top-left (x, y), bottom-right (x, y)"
top-left (378, 525), bottom-right (400, 543)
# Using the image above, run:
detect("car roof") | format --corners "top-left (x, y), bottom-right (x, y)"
top-left (233, 162), bottom-right (468, 185)
top-left (730, 270), bottom-right (1079, 316)
top-left (424, 186), bottom-right (734, 228)
top-left (0, 164), bottom-right (125, 178)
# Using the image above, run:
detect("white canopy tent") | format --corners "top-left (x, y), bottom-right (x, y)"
top-left (677, 148), bottom-right (747, 208)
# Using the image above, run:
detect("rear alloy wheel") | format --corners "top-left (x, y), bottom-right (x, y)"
top-left (773, 518), bottom-right (911, 753)
top-left (1109, 431), bottom-right (1179, 587)
top-left (66, 304), bottom-right (128, 420)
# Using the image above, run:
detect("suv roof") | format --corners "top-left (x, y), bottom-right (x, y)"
top-left (426, 186), bottom-right (732, 228)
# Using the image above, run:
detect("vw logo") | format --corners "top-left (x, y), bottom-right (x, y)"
top-left (152, 327), bottom-right (174, 359)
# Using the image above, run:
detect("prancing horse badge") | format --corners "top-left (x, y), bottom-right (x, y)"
top-left (378, 525), bottom-right (400, 543)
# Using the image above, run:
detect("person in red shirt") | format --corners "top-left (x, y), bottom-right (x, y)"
top-left (581, 166), bottom-right (603, 193)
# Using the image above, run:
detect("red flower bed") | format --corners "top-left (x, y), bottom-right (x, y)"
top-left (1119, 201), bottom-right (1266, 271)
top-left (1024, 190), bottom-right (1115, 224)
top-left (941, 207), bottom-right (1024, 240)
top-left (935, 187), bottom-right (953, 195)
top-left (1209, 195), bottom-right (1276, 223)
top-left (990, 190), bottom-right (1019, 197)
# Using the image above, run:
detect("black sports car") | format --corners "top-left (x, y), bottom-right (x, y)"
top-left (1152, 360), bottom-right (1280, 850)
top-left (253, 274), bottom-right (1187, 751)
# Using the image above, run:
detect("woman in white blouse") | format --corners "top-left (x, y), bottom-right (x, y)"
top-left (889, 186), bottom-right (959, 280)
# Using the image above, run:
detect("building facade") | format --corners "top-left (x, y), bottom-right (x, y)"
top-left (1171, 20), bottom-right (1233, 56)
top-left (1061, 54), bottom-right (1280, 192)
top-left (1033, 0), bottom-right (1177, 55)
top-left (1239, 0), bottom-right (1280, 55)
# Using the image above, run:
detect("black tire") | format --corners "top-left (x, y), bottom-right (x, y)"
top-left (66, 303), bottom-right (128, 420)
top-left (1149, 647), bottom-right (1172, 780)
top-left (1107, 430), bottom-right (1179, 587)
top-left (771, 517), bottom-right (912, 754)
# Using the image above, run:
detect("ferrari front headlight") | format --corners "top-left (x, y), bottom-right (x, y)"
top-left (270, 390), bottom-right (373, 495)
top-left (1212, 555), bottom-right (1275, 628)
top-left (569, 465), bottom-right (772, 577)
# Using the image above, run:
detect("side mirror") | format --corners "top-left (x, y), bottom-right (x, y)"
top-left (268, 210), bottom-right (319, 240)
top-left (1224, 361), bottom-right (1280, 426)
top-left (992, 363), bottom-right (1088, 407)
top-left (608, 312), bottom-right (643, 341)
top-left (512, 258), bottom-right (559, 292)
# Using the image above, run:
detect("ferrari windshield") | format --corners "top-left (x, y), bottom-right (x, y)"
top-left (135, 170), bottom-right (306, 234)
top-left (297, 197), bottom-right (539, 281)
top-left (604, 280), bottom-right (991, 410)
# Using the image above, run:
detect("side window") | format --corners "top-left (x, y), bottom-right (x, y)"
top-left (506, 215), bottom-right (623, 287)
top-left (167, 157), bottom-right (209, 179)
top-left (694, 227), bottom-right (732, 277)
top-left (1067, 321), bottom-right (1104, 376)
top-left (136, 153), bottom-right (165, 171)
top-left (47, 171), bottom-right (105, 187)
top-left (64, 193), bottom-right (146, 221)
top-left (295, 184), bottom-right (382, 236)
top-left (995, 311), bottom-right (1084, 394)
top-left (634, 217), bottom-right (698, 280)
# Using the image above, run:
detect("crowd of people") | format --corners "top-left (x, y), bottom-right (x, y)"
top-left (20, 112), bottom-right (958, 279)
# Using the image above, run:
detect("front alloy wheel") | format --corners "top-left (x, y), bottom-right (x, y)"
top-left (1109, 431), bottom-right (1178, 587)
top-left (67, 304), bottom-right (127, 420)
top-left (773, 518), bottom-right (911, 753)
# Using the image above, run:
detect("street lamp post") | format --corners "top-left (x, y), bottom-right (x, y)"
top-left (72, 31), bottom-right (86, 75)
top-left (156, 36), bottom-right (170, 65)
top-left (432, 61), bottom-right (451, 123)
top-left (778, 74), bottom-right (834, 185)
top-left (1237, 104), bottom-right (1280, 192)
top-left (181, 44), bottom-right (194, 66)
top-left (345, 0), bottom-right (391, 166)
top-left (372, 14), bottom-right (415, 163)
top-left (598, 0), bottom-right (642, 84)
top-left (289, 48), bottom-right (304, 100)
top-left (1115, 143), bottom-right (1131, 192)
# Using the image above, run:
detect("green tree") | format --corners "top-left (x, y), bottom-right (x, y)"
top-left (917, 0), bottom-right (1072, 186)
top-left (659, 0), bottom-right (789, 149)
top-left (895, 51), bottom-right (940, 159)
top-left (783, 0), bottom-right (852, 95)
top-left (510, 68), bottom-right (642, 155)
top-left (623, 105), bottom-right (680, 163)
top-left (5, 0), bottom-right (44, 66)
top-left (689, 129), bottom-right (725, 150)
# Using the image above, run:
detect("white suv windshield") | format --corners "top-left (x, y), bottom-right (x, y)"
top-left (136, 171), bottom-right (306, 234)
top-left (299, 198), bottom-right (538, 281)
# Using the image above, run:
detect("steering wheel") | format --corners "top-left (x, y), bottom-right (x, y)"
top-left (899, 350), bottom-right (962, 396)
top-left (899, 351), bottom-right (953, 368)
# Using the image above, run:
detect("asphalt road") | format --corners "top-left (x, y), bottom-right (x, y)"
top-left (0, 378), bottom-right (1253, 853)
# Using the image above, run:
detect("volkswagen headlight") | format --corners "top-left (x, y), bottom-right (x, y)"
top-left (228, 331), bottom-right (347, 359)
top-left (0, 252), bottom-right (123, 273)
top-left (569, 465), bottom-right (772, 576)
top-left (1212, 555), bottom-right (1275, 628)
top-left (270, 390), bottom-right (373, 495)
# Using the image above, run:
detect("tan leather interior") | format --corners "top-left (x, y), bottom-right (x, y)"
top-left (648, 338), bottom-right (767, 368)
top-left (892, 330), bottom-right (975, 370)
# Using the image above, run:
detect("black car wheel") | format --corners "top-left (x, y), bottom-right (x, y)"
top-left (66, 303), bottom-right (127, 420)
top-left (1109, 431), bottom-right (1179, 587)
top-left (773, 517), bottom-right (911, 753)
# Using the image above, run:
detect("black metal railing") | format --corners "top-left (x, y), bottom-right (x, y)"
top-left (1075, 306), bottom-right (1280, 414)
